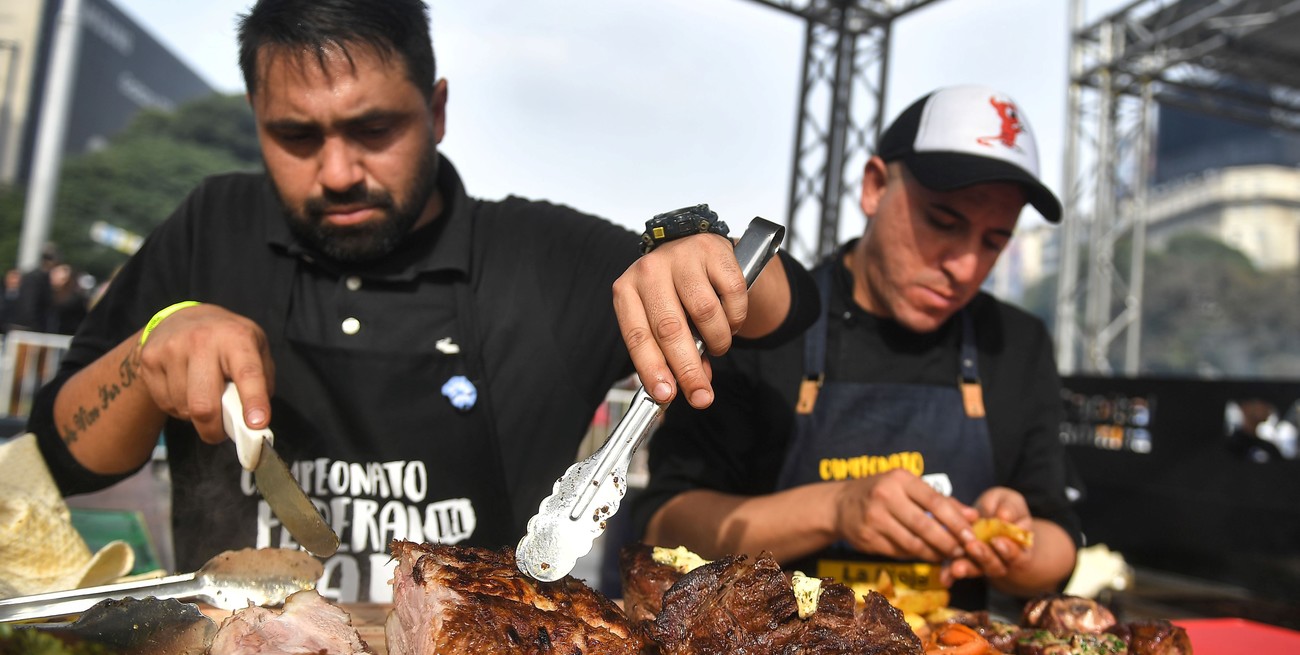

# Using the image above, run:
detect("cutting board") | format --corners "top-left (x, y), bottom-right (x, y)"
top-left (343, 604), bottom-right (390, 652)
top-left (202, 603), bottom-right (391, 653)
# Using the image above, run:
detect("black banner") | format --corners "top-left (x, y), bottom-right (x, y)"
top-left (1061, 376), bottom-right (1300, 602)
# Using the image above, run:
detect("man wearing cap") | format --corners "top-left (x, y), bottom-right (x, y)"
top-left (633, 85), bottom-right (1081, 610)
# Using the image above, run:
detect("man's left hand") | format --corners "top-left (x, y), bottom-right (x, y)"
top-left (612, 233), bottom-right (747, 408)
top-left (942, 486), bottom-right (1034, 583)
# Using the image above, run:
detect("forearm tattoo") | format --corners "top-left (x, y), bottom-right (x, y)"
top-left (61, 347), bottom-right (142, 445)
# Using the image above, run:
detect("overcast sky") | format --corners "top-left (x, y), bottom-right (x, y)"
top-left (111, 0), bottom-right (1127, 253)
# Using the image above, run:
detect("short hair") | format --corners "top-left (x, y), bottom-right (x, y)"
top-left (237, 0), bottom-right (436, 99)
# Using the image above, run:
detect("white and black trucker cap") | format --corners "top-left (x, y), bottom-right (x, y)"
top-left (876, 85), bottom-right (1062, 223)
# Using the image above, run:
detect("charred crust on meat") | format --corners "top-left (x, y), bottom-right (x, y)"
top-left (387, 541), bottom-right (645, 654)
top-left (648, 550), bottom-right (923, 655)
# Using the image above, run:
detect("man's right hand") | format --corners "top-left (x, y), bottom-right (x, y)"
top-left (135, 303), bottom-right (276, 444)
top-left (832, 469), bottom-right (979, 564)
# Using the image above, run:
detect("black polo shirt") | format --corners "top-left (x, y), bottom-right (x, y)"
top-left (30, 156), bottom-right (814, 601)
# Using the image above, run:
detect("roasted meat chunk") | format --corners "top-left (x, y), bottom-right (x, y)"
top-left (207, 589), bottom-right (373, 655)
top-left (1107, 619), bottom-right (1193, 655)
top-left (941, 609), bottom-right (1026, 653)
top-left (1012, 596), bottom-right (1192, 655)
top-left (385, 540), bottom-right (644, 655)
top-left (1022, 594), bottom-right (1118, 635)
top-left (618, 543), bottom-right (687, 622)
top-left (1013, 629), bottom-right (1127, 654)
top-left (650, 551), bottom-right (922, 655)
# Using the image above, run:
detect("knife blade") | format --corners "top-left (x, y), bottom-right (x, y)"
top-left (222, 383), bottom-right (339, 558)
top-left (516, 215), bottom-right (785, 581)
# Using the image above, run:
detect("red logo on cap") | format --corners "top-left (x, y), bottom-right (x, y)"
top-left (976, 96), bottom-right (1024, 151)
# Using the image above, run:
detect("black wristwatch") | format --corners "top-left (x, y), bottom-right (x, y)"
top-left (640, 204), bottom-right (730, 254)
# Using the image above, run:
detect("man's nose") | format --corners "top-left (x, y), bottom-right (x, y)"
top-left (941, 243), bottom-right (982, 286)
top-left (317, 137), bottom-right (364, 192)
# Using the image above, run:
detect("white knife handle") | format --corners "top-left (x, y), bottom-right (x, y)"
top-left (222, 381), bottom-right (273, 471)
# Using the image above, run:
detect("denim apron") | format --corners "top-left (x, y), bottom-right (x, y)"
top-left (776, 261), bottom-right (996, 608)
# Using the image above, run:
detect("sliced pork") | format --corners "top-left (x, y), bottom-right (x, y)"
top-left (207, 589), bottom-right (373, 655)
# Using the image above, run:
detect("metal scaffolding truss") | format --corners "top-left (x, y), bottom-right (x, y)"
top-left (1055, 0), bottom-right (1300, 375)
top-left (745, 0), bottom-right (943, 264)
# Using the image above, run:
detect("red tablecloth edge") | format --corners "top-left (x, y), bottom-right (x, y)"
top-left (1174, 617), bottom-right (1300, 655)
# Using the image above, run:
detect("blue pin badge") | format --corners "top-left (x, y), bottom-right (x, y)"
top-left (441, 375), bottom-right (477, 412)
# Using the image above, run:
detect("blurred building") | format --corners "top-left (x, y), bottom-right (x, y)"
top-left (0, 0), bottom-right (214, 185)
top-left (1143, 105), bottom-right (1300, 271)
top-left (1155, 103), bottom-right (1300, 186)
top-left (1143, 165), bottom-right (1300, 271)
top-left (995, 105), bottom-right (1300, 308)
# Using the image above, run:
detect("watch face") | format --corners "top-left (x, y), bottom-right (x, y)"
top-left (643, 204), bottom-right (728, 253)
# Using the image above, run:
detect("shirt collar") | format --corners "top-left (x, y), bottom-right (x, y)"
top-left (263, 154), bottom-right (473, 281)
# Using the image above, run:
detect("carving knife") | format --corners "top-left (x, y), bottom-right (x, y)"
top-left (516, 214), bottom-right (785, 581)
top-left (222, 382), bottom-right (339, 558)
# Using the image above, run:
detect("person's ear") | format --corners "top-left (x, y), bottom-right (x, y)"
top-left (859, 156), bottom-right (888, 218)
top-left (431, 79), bottom-right (448, 145)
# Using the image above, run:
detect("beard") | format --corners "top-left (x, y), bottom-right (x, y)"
top-left (279, 145), bottom-right (440, 264)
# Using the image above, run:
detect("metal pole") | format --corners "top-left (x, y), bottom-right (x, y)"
top-left (0, 40), bottom-right (21, 180)
top-left (1084, 19), bottom-right (1119, 374)
top-left (1055, 0), bottom-right (1087, 374)
top-left (1123, 82), bottom-right (1153, 375)
top-left (785, 20), bottom-right (817, 263)
top-left (18, 0), bottom-right (84, 271)
top-left (818, 3), bottom-right (857, 261)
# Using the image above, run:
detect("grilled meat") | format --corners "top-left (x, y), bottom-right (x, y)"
top-left (1017, 596), bottom-right (1192, 655)
top-left (1013, 629), bottom-right (1127, 654)
top-left (207, 589), bottom-right (373, 655)
top-left (650, 551), bottom-right (922, 655)
top-left (618, 543), bottom-right (684, 623)
top-left (1106, 620), bottom-right (1193, 655)
top-left (1022, 595), bottom-right (1118, 635)
top-left (942, 610), bottom-right (1026, 653)
top-left (385, 540), bottom-right (644, 655)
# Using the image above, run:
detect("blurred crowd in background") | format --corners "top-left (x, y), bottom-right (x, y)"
top-left (0, 243), bottom-right (96, 337)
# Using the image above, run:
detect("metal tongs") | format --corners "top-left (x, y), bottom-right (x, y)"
top-left (516, 215), bottom-right (785, 581)
top-left (0, 548), bottom-right (322, 623)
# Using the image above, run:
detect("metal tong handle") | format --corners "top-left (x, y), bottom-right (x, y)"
top-left (0, 573), bottom-right (202, 623)
top-left (516, 217), bottom-right (784, 581)
top-left (568, 385), bottom-right (661, 520)
top-left (567, 218), bottom-right (783, 519)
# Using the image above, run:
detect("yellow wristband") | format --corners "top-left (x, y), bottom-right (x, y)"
top-left (139, 301), bottom-right (202, 346)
